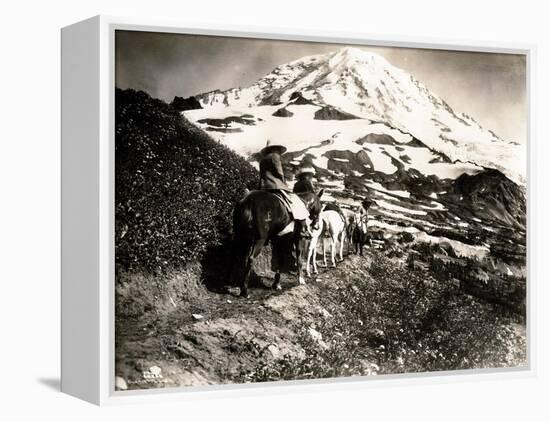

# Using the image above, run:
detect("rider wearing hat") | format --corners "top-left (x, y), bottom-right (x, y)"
top-left (356, 198), bottom-right (373, 229)
top-left (258, 140), bottom-right (290, 191)
top-left (361, 198), bottom-right (373, 212)
top-left (259, 140), bottom-right (311, 238)
top-left (293, 165), bottom-right (316, 194)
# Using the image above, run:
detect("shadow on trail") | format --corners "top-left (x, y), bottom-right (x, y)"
top-left (199, 236), bottom-right (297, 296)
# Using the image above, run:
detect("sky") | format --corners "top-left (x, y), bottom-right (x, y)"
top-left (116, 30), bottom-right (527, 144)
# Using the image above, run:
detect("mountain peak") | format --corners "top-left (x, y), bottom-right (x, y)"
top-left (193, 48), bottom-right (525, 184)
top-left (326, 47), bottom-right (391, 75)
top-left (331, 46), bottom-right (387, 63)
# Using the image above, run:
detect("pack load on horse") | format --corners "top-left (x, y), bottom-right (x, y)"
top-left (322, 202), bottom-right (345, 222)
top-left (352, 198), bottom-right (373, 256)
top-left (232, 140), bottom-right (324, 297)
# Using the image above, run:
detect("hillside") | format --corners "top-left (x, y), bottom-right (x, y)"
top-left (115, 88), bottom-right (258, 273)
top-left (452, 169), bottom-right (526, 228)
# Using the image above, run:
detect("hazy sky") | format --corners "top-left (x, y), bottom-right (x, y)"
top-left (116, 30), bottom-right (527, 144)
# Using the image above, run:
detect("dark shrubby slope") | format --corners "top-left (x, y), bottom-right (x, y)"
top-left (115, 88), bottom-right (258, 273)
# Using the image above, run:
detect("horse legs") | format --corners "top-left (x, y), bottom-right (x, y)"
top-left (272, 241), bottom-right (283, 291)
top-left (344, 230), bottom-right (349, 256)
top-left (295, 237), bottom-right (307, 285)
top-left (324, 238), bottom-right (329, 267)
top-left (306, 238), bottom-right (312, 277)
top-left (338, 231), bottom-right (345, 262)
top-left (238, 244), bottom-right (254, 298)
top-left (330, 237), bottom-right (337, 268)
top-left (306, 237), bottom-right (317, 277)
top-left (313, 237), bottom-right (320, 275)
top-left (313, 247), bottom-right (319, 275)
top-left (310, 235), bottom-right (321, 276)
top-left (273, 272), bottom-right (282, 291)
top-left (240, 239), bottom-right (265, 298)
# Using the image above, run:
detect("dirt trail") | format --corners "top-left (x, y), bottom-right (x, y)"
top-left (116, 254), bottom-right (370, 390)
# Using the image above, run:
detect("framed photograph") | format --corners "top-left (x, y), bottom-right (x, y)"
top-left (61, 16), bottom-right (534, 405)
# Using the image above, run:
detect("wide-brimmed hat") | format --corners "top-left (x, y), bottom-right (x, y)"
top-left (260, 139), bottom-right (287, 156)
top-left (296, 165), bottom-right (315, 176)
top-left (362, 198), bottom-right (373, 208)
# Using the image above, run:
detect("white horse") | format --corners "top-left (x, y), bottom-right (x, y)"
top-left (306, 209), bottom-right (348, 277)
top-left (322, 210), bottom-right (347, 267)
top-left (306, 214), bottom-right (325, 277)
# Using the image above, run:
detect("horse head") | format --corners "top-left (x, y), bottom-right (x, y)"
top-left (297, 189), bottom-right (324, 230)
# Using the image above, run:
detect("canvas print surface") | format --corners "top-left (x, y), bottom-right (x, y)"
top-left (114, 30), bottom-right (527, 391)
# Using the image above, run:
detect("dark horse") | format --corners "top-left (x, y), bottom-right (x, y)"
top-left (232, 190), bottom-right (323, 298)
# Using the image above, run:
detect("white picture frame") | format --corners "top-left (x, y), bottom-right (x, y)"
top-left (61, 15), bottom-right (536, 405)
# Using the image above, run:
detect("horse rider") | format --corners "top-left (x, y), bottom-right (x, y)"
top-left (293, 164), bottom-right (316, 194)
top-left (259, 140), bottom-right (312, 238)
top-left (356, 198), bottom-right (373, 229)
top-left (361, 198), bottom-right (373, 214)
top-left (293, 164), bottom-right (351, 229)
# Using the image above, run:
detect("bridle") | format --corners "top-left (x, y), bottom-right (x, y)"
top-left (309, 198), bottom-right (322, 231)
top-left (300, 192), bottom-right (322, 231)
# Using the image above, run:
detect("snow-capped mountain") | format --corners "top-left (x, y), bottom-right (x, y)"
top-left (181, 47), bottom-right (526, 261)
top-left (186, 47), bottom-right (525, 185)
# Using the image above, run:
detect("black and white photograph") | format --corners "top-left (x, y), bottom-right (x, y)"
top-left (114, 30), bottom-right (527, 391)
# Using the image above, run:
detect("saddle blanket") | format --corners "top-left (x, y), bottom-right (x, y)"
top-left (272, 190), bottom-right (310, 220)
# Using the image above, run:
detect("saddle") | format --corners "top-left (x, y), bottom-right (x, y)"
top-left (268, 190), bottom-right (311, 237)
top-left (322, 202), bottom-right (347, 225)
top-left (242, 189), bottom-right (295, 215)
top-left (270, 190), bottom-right (295, 217)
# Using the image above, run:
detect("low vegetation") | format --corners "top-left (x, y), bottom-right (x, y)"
top-left (235, 253), bottom-right (525, 383)
top-left (115, 88), bottom-right (258, 274)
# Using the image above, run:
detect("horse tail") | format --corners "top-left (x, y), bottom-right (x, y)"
top-left (233, 199), bottom-right (254, 243)
top-left (230, 199), bottom-right (255, 286)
